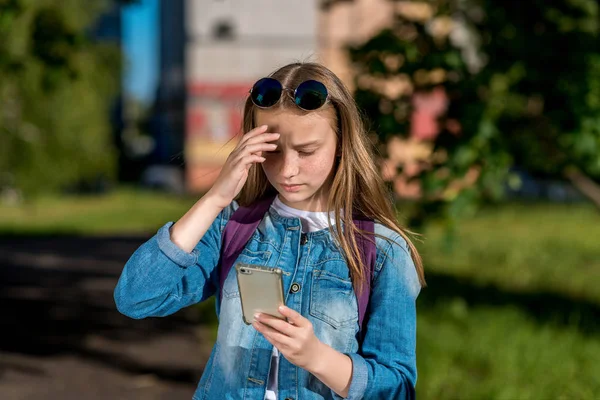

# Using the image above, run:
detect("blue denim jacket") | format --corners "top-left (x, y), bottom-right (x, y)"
top-left (114, 202), bottom-right (421, 400)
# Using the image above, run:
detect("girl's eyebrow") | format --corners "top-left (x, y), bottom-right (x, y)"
top-left (293, 140), bottom-right (321, 149)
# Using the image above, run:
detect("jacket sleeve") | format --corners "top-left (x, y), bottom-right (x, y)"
top-left (335, 233), bottom-right (421, 400)
top-left (113, 204), bottom-right (233, 319)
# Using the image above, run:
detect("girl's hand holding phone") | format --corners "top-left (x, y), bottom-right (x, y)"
top-left (206, 125), bottom-right (279, 208)
top-left (253, 305), bottom-right (324, 372)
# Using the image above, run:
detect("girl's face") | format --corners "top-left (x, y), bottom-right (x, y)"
top-left (255, 108), bottom-right (338, 212)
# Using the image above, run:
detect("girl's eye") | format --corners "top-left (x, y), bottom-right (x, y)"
top-left (299, 151), bottom-right (315, 157)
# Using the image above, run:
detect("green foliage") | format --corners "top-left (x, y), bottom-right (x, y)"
top-left (0, 0), bottom-right (122, 198)
top-left (350, 0), bottom-right (600, 224)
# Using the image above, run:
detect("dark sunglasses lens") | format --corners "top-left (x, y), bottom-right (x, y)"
top-left (295, 80), bottom-right (328, 110)
top-left (251, 78), bottom-right (282, 107)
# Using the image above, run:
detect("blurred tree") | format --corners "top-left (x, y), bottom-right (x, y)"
top-left (349, 0), bottom-right (600, 226)
top-left (0, 0), bottom-right (134, 199)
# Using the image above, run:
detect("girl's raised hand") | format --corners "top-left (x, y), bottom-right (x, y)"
top-left (206, 125), bottom-right (279, 208)
top-left (252, 306), bottom-right (324, 372)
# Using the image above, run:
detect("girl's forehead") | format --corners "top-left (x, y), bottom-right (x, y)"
top-left (255, 108), bottom-right (337, 139)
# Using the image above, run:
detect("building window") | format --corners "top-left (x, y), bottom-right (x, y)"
top-left (213, 20), bottom-right (235, 40)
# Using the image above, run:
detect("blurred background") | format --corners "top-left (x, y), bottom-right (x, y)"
top-left (1, 0), bottom-right (599, 399)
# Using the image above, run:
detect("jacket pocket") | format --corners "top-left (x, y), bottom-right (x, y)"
top-left (309, 268), bottom-right (358, 329)
top-left (222, 250), bottom-right (271, 299)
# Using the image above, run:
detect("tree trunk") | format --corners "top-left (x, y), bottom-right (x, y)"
top-left (564, 167), bottom-right (600, 211)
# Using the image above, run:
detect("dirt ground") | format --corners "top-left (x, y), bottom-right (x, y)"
top-left (0, 234), bottom-right (214, 400)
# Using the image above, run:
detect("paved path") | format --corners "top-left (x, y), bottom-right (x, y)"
top-left (0, 234), bottom-right (212, 400)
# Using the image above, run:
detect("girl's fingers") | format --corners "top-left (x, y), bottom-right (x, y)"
top-left (239, 125), bottom-right (277, 147)
top-left (255, 314), bottom-right (295, 337)
top-left (237, 135), bottom-right (279, 157)
top-left (242, 143), bottom-right (277, 155)
top-left (243, 132), bottom-right (280, 147)
top-left (240, 125), bottom-right (269, 143)
top-left (278, 306), bottom-right (308, 327)
top-left (253, 320), bottom-right (292, 347)
top-left (238, 154), bottom-right (266, 167)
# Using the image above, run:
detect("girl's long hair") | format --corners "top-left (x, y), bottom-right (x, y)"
top-left (237, 62), bottom-right (425, 291)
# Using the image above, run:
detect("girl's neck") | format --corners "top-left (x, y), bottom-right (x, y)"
top-left (274, 195), bottom-right (333, 214)
top-left (275, 193), bottom-right (331, 212)
top-left (272, 196), bottom-right (337, 233)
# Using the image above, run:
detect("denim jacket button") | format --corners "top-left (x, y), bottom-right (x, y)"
top-left (290, 283), bottom-right (301, 293)
top-left (300, 233), bottom-right (308, 245)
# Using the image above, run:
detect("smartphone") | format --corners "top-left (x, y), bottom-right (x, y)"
top-left (235, 263), bottom-right (285, 325)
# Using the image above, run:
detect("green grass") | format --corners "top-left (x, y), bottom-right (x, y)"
top-left (419, 203), bottom-right (600, 303)
top-left (417, 302), bottom-right (600, 399)
top-left (0, 187), bottom-right (197, 235)
top-left (2, 189), bottom-right (599, 398)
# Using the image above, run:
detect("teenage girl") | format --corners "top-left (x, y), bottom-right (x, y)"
top-left (115, 62), bottom-right (425, 400)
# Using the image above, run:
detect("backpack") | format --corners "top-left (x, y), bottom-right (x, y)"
top-left (219, 195), bottom-right (376, 334)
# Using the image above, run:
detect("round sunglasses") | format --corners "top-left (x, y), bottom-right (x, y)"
top-left (249, 77), bottom-right (329, 111)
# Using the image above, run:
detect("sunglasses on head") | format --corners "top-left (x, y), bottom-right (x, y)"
top-left (249, 77), bottom-right (329, 111)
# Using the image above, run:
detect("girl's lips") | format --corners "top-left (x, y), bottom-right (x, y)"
top-left (281, 184), bottom-right (302, 192)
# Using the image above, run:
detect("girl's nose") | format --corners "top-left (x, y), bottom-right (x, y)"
top-left (281, 153), bottom-right (299, 179)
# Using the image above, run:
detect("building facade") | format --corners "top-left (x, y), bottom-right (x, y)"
top-left (184, 0), bottom-right (319, 190)
top-left (157, 0), bottom-right (396, 192)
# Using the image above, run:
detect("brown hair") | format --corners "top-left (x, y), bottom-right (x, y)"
top-left (237, 62), bottom-right (425, 291)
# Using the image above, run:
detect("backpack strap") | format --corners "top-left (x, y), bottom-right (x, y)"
top-left (354, 218), bottom-right (376, 334)
top-left (219, 198), bottom-right (377, 335)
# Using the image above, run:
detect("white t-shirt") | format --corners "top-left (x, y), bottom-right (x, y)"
top-left (264, 196), bottom-right (336, 400)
